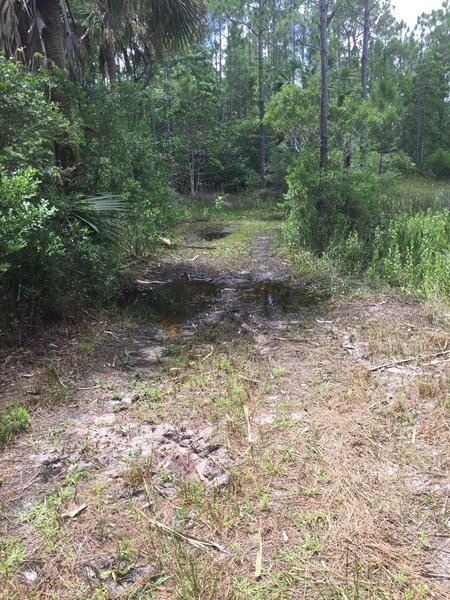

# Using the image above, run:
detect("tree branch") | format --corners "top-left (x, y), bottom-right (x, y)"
top-left (327, 0), bottom-right (343, 26)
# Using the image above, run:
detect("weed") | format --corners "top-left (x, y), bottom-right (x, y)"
top-left (304, 536), bottom-right (322, 554)
top-left (0, 406), bottom-right (30, 448)
top-left (0, 538), bottom-right (26, 576)
top-left (26, 470), bottom-right (85, 550)
top-left (78, 339), bottom-right (94, 354)
top-left (294, 510), bottom-right (328, 528)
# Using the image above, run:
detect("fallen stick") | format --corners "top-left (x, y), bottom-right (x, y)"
top-left (237, 373), bottom-right (262, 385)
top-left (244, 405), bottom-right (254, 444)
top-left (421, 572), bottom-right (450, 581)
top-left (166, 244), bottom-right (218, 250)
top-left (135, 508), bottom-right (228, 553)
top-left (370, 349), bottom-right (450, 372)
top-left (273, 336), bottom-right (311, 344)
top-left (136, 280), bottom-right (166, 286)
top-left (255, 529), bottom-right (263, 580)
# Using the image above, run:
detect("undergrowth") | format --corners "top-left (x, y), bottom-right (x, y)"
top-left (0, 406), bottom-right (30, 449)
top-left (284, 174), bottom-right (450, 302)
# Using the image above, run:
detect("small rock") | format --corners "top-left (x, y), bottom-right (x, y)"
top-left (21, 570), bottom-right (38, 584)
top-left (94, 414), bottom-right (117, 426)
top-left (152, 423), bottom-right (177, 442)
top-left (257, 414), bottom-right (275, 425)
top-left (123, 393), bottom-right (141, 405)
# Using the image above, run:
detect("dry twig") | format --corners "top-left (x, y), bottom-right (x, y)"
top-left (370, 349), bottom-right (450, 372)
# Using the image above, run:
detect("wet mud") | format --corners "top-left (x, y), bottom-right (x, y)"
top-left (126, 277), bottom-right (325, 325)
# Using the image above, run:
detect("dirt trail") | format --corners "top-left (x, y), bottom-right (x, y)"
top-left (1, 216), bottom-right (449, 599)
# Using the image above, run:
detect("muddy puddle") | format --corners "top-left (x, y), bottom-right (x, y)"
top-left (236, 281), bottom-right (321, 317)
top-left (126, 278), bottom-right (324, 325)
top-left (199, 228), bottom-right (232, 241)
top-left (126, 280), bottom-right (223, 322)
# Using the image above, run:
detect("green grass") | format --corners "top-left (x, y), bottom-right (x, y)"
top-left (183, 193), bottom-right (283, 223)
top-left (0, 406), bottom-right (30, 448)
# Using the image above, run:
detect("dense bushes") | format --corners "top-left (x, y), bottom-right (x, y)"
top-left (283, 152), bottom-right (380, 254)
top-left (0, 58), bottom-right (73, 172)
top-left (0, 60), bottom-right (183, 340)
top-left (282, 154), bottom-right (449, 300)
top-left (425, 149), bottom-right (450, 179)
top-left (0, 168), bottom-right (123, 335)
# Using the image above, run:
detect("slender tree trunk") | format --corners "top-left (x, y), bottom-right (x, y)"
top-left (258, 0), bottom-right (266, 187)
top-left (219, 16), bottom-right (223, 80)
top-left (343, 139), bottom-right (351, 172)
top-left (415, 39), bottom-right (425, 167)
top-left (361, 0), bottom-right (369, 99)
top-left (319, 0), bottom-right (329, 170)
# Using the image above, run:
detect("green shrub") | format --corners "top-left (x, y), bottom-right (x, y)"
top-left (0, 168), bottom-right (57, 275)
top-left (326, 230), bottom-right (366, 275)
top-left (80, 83), bottom-right (181, 258)
top-left (0, 57), bottom-right (72, 173)
top-left (0, 407), bottom-right (30, 448)
top-left (425, 149), bottom-right (450, 179)
top-left (0, 167), bottom-right (124, 336)
top-left (283, 152), bottom-right (380, 254)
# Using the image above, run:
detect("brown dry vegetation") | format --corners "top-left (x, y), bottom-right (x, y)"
top-left (0, 212), bottom-right (449, 600)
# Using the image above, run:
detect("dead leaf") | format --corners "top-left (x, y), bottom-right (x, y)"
top-left (62, 504), bottom-right (87, 520)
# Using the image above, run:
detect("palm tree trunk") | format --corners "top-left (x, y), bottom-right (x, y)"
top-left (105, 43), bottom-right (117, 88)
top-left (37, 0), bottom-right (75, 169)
top-left (38, 0), bottom-right (66, 69)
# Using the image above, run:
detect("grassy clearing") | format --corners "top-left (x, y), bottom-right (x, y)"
top-left (184, 193), bottom-right (283, 223)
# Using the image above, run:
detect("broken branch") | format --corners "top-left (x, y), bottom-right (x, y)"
top-left (370, 349), bottom-right (450, 372)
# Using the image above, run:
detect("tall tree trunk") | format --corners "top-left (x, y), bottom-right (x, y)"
top-left (258, 0), bottom-right (266, 188)
top-left (319, 0), bottom-right (328, 170)
top-left (38, 0), bottom-right (66, 70)
top-left (415, 38), bottom-right (425, 167)
top-left (105, 43), bottom-right (117, 88)
top-left (37, 0), bottom-right (74, 170)
top-left (361, 0), bottom-right (369, 99)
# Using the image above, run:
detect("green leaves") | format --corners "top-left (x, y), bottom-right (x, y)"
top-left (0, 168), bottom-right (56, 272)
top-left (0, 57), bottom-right (71, 172)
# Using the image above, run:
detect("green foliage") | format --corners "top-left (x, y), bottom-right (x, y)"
top-left (0, 168), bottom-right (57, 275)
top-left (0, 64), bottom-right (186, 338)
top-left (368, 211), bottom-right (450, 299)
top-left (425, 149), bottom-right (450, 179)
top-left (283, 152), bottom-right (380, 255)
top-left (80, 81), bottom-right (184, 256)
top-left (0, 406), bottom-right (30, 448)
top-left (0, 57), bottom-right (72, 173)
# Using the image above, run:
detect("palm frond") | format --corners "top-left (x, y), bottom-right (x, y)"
top-left (0, 0), bottom-right (22, 58)
top-left (146, 0), bottom-right (205, 56)
top-left (68, 193), bottom-right (128, 238)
